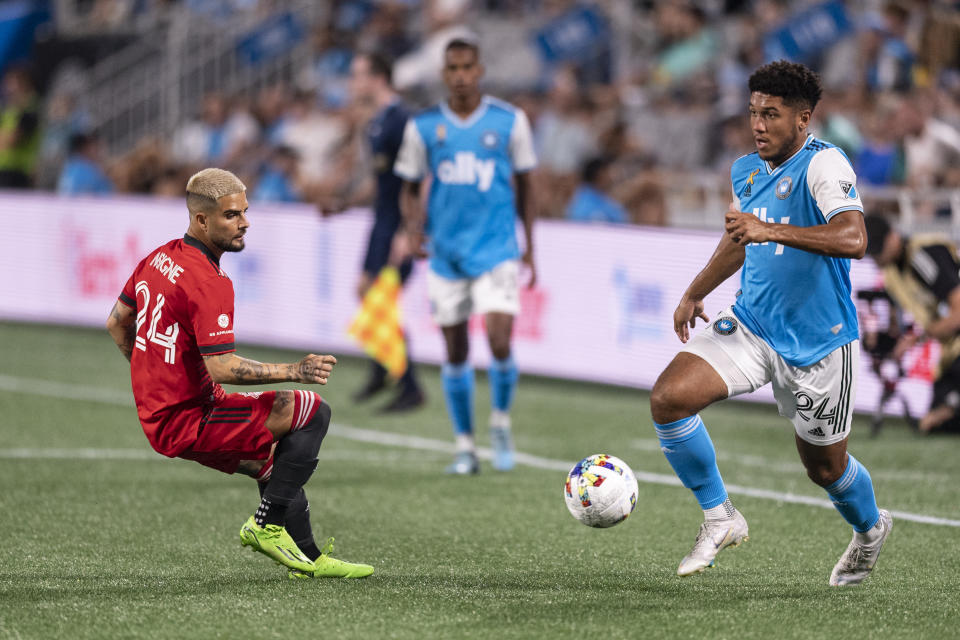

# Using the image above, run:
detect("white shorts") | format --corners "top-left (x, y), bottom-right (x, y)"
top-left (426, 260), bottom-right (520, 327)
top-left (682, 306), bottom-right (859, 446)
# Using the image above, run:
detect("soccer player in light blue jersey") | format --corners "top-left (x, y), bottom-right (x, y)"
top-left (394, 38), bottom-right (537, 474)
top-left (650, 61), bottom-right (892, 586)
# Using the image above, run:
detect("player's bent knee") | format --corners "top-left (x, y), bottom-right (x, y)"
top-left (805, 462), bottom-right (844, 487)
top-left (291, 392), bottom-right (331, 444)
top-left (289, 390), bottom-right (327, 430)
top-left (650, 374), bottom-right (690, 423)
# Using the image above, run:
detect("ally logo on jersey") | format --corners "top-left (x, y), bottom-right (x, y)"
top-left (436, 151), bottom-right (495, 192)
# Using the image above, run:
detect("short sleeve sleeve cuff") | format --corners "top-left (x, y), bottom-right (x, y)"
top-left (393, 119), bottom-right (427, 181)
top-left (807, 147), bottom-right (864, 221)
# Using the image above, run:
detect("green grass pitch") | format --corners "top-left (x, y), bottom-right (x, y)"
top-left (2, 322), bottom-right (959, 639)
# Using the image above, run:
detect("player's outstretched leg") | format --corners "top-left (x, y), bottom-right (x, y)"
top-left (823, 454), bottom-right (892, 586)
top-left (240, 397), bottom-right (330, 572)
top-left (488, 354), bottom-right (518, 471)
top-left (655, 415), bottom-right (749, 576)
top-left (442, 361), bottom-right (478, 474)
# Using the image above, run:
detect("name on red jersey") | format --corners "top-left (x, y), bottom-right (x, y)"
top-left (150, 251), bottom-right (185, 284)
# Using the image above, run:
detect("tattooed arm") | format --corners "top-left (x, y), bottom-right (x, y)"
top-left (203, 352), bottom-right (337, 385)
top-left (106, 301), bottom-right (137, 362)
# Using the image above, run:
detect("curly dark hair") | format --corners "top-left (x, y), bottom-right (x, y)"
top-left (748, 60), bottom-right (823, 111)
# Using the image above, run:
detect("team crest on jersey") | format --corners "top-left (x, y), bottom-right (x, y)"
top-left (776, 176), bottom-right (793, 199)
top-left (436, 124), bottom-right (446, 143)
top-left (839, 180), bottom-right (857, 199)
top-left (713, 316), bottom-right (738, 336)
top-left (481, 130), bottom-right (500, 148)
top-left (217, 314), bottom-right (229, 328)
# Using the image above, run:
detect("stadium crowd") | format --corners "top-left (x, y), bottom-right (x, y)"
top-left (2, 0), bottom-right (959, 226)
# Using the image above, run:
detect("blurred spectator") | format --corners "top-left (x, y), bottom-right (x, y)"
top-left (170, 92), bottom-right (259, 168)
top-left (652, 1), bottom-right (719, 87)
top-left (255, 84), bottom-right (292, 147)
top-left (860, 2), bottom-right (916, 93)
top-left (277, 90), bottom-right (351, 186)
top-left (36, 91), bottom-right (91, 190)
top-left (895, 94), bottom-right (960, 189)
top-left (251, 146), bottom-right (303, 203)
top-left (855, 99), bottom-right (904, 186)
top-left (0, 67), bottom-right (41, 188)
top-left (359, 3), bottom-right (414, 61)
top-left (112, 136), bottom-right (174, 194)
top-left (299, 25), bottom-right (355, 109)
top-left (56, 132), bottom-right (114, 195)
top-left (917, 3), bottom-right (960, 84)
top-left (865, 214), bottom-right (960, 434)
top-left (534, 65), bottom-right (598, 216)
top-left (814, 90), bottom-right (864, 161)
top-left (566, 156), bottom-right (628, 224)
top-left (711, 114), bottom-right (754, 174)
top-left (392, 0), bottom-right (474, 94)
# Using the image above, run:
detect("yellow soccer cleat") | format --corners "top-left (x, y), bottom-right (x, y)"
top-left (288, 537), bottom-right (374, 579)
top-left (239, 516), bottom-right (315, 573)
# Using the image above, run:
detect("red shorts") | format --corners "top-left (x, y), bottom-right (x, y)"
top-left (179, 391), bottom-right (277, 474)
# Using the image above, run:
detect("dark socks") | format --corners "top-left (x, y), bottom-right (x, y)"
top-left (257, 483), bottom-right (320, 558)
top-left (285, 488), bottom-right (321, 559)
top-left (255, 496), bottom-right (287, 527)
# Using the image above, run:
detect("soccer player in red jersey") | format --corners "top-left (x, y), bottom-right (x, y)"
top-left (106, 168), bottom-right (373, 578)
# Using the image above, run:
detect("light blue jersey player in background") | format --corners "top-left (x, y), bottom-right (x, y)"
top-left (395, 38), bottom-right (537, 474)
top-left (650, 61), bottom-right (892, 586)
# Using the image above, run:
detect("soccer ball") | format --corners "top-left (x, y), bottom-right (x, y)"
top-left (564, 454), bottom-right (638, 528)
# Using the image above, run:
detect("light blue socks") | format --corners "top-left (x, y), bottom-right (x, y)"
top-left (824, 454), bottom-right (881, 532)
top-left (488, 355), bottom-right (518, 412)
top-left (655, 415), bottom-right (728, 510)
top-left (442, 362), bottom-right (474, 438)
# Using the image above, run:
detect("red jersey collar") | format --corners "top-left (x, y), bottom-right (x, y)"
top-left (183, 233), bottom-right (220, 268)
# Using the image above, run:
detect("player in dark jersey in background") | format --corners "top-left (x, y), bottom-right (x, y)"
top-left (106, 168), bottom-right (373, 579)
top-left (344, 51), bottom-right (425, 412)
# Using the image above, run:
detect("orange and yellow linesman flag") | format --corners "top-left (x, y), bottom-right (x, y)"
top-left (348, 266), bottom-right (407, 378)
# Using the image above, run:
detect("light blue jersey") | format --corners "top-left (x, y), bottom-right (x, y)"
top-left (730, 135), bottom-right (864, 366)
top-left (394, 95), bottom-right (537, 279)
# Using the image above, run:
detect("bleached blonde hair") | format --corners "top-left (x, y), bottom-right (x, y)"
top-left (186, 168), bottom-right (246, 214)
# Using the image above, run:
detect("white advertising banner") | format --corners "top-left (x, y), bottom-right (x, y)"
top-left (0, 191), bottom-right (934, 417)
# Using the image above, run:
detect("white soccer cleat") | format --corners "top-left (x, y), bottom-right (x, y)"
top-left (677, 510), bottom-right (749, 577)
top-left (829, 509), bottom-right (893, 587)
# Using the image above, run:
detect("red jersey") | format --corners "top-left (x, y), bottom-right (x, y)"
top-left (117, 235), bottom-right (236, 457)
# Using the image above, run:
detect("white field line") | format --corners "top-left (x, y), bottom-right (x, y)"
top-left (0, 447), bottom-right (446, 463)
top-left (3, 374), bottom-right (960, 528)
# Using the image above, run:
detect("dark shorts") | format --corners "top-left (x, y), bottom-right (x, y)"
top-left (178, 391), bottom-right (277, 474)
top-left (932, 356), bottom-right (960, 410)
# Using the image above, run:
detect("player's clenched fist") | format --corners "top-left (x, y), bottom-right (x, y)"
top-left (298, 354), bottom-right (338, 384)
top-left (725, 206), bottom-right (769, 246)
